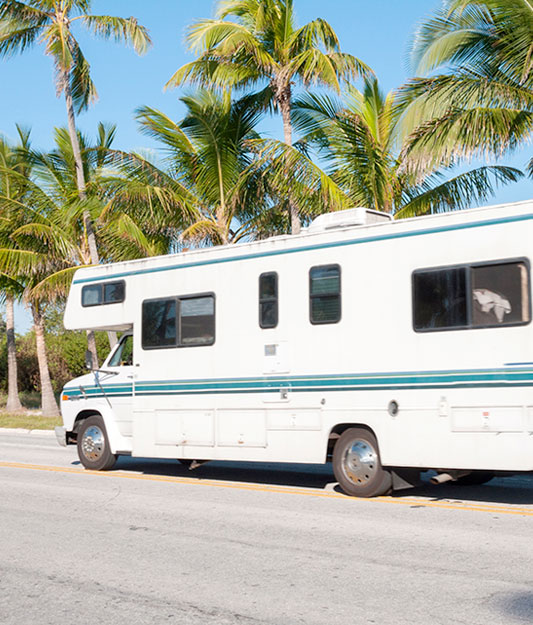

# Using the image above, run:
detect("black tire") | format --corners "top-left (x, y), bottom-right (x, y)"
top-left (455, 471), bottom-right (495, 486)
top-left (77, 415), bottom-right (117, 471)
top-left (332, 428), bottom-right (392, 497)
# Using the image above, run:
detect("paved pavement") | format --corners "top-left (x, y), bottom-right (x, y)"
top-left (1, 431), bottom-right (533, 625)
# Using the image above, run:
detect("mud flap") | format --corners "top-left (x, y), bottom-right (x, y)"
top-left (390, 468), bottom-right (421, 491)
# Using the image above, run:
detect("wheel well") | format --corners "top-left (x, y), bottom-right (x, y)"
top-left (71, 410), bottom-right (102, 437)
top-left (326, 423), bottom-right (377, 461)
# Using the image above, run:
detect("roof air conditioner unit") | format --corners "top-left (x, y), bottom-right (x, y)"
top-left (307, 207), bottom-right (392, 233)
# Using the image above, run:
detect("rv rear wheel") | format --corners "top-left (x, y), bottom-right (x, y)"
top-left (333, 428), bottom-right (392, 497)
top-left (77, 415), bottom-right (117, 471)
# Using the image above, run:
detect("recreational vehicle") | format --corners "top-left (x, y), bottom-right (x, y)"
top-left (56, 200), bottom-right (533, 497)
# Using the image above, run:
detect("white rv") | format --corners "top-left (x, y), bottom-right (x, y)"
top-left (56, 200), bottom-right (533, 497)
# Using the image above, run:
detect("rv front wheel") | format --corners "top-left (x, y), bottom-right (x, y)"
top-left (77, 415), bottom-right (117, 471)
top-left (333, 428), bottom-right (392, 497)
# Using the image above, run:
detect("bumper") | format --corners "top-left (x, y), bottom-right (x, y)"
top-left (54, 426), bottom-right (67, 447)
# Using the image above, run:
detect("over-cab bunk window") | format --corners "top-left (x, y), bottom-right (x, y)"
top-left (309, 264), bottom-right (341, 324)
top-left (259, 272), bottom-right (278, 328)
top-left (413, 260), bottom-right (531, 332)
top-left (142, 293), bottom-right (215, 349)
top-left (81, 280), bottom-right (125, 307)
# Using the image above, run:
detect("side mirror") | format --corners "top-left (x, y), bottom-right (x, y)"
top-left (85, 349), bottom-right (94, 370)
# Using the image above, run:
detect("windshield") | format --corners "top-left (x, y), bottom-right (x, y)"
top-left (108, 335), bottom-right (133, 367)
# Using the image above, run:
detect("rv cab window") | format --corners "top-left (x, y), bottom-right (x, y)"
top-left (108, 335), bottom-right (133, 367)
top-left (310, 265), bottom-right (341, 324)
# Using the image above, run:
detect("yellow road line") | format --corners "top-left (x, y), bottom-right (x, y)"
top-left (2, 460), bottom-right (533, 516)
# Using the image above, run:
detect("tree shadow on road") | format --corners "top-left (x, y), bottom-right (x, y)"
top-left (78, 456), bottom-right (533, 505)
top-left (494, 591), bottom-right (533, 622)
top-left (109, 456), bottom-right (338, 490)
top-left (392, 473), bottom-right (533, 506)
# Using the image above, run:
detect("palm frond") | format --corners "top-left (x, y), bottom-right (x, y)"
top-left (80, 15), bottom-right (151, 55)
top-left (29, 264), bottom-right (83, 302)
top-left (69, 38), bottom-right (98, 113)
top-left (395, 165), bottom-right (523, 219)
top-left (250, 137), bottom-right (351, 216)
top-left (0, 247), bottom-right (53, 278)
top-left (180, 218), bottom-right (227, 247)
top-left (41, 21), bottom-right (73, 70)
top-left (0, 23), bottom-right (42, 56)
top-left (12, 221), bottom-right (80, 260)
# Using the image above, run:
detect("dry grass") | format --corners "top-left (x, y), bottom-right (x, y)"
top-left (0, 412), bottom-right (62, 430)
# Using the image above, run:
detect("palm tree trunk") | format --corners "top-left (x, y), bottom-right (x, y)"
top-left (5, 295), bottom-right (22, 412)
top-left (278, 85), bottom-right (301, 235)
top-left (31, 303), bottom-right (59, 417)
top-left (62, 70), bottom-right (100, 366)
top-left (87, 329), bottom-right (99, 370)
top-left (63, 71), bottom-right (99, 262)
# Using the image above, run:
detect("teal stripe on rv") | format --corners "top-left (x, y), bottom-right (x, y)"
top-left (72, 213), bottom-right (533, 285)
top-left (62, 367), bottom-right (533, 398)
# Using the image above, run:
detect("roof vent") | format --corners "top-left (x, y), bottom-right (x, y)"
top-left (307, 207), bottom-right (392, 233)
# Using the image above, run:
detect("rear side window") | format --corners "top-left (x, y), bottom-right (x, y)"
top-left (259, 272), bottom-right (278, 328)
top-left (413, 260), bottom-right (530, 331)
top-left (82, 281), bottom-right (125, 307)
top-left (142, 294), bottom-right (215, 349)
top-left (472, 262), bottom-right (530, 327)
top-left (310, 265), bottom-right (341, 324)
top-left (413, 268), bottom-right (467, 330)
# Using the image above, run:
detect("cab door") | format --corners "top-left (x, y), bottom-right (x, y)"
top-left (100, 334), bottom-right (135, 439)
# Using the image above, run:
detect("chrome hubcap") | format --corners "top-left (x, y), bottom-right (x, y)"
top-left (342, 439), bottom-right (378, 485)
top-left (81, 425), bottom-right (105, 462)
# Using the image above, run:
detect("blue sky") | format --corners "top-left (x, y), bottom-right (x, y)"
top-left (1, 0), bottom-right (531, 331)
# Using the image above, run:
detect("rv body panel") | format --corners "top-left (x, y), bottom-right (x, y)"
top-left (61, 200), bottom-right (533, 480)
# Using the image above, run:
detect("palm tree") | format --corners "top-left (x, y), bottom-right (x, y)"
top-left (399, 0), bottom-right (533, 176)
top-left (293, 76), bottom-right (522, 217)
top-left (133, 89), bottom-right (348, 244)
top-left (133, 90), bottom-right (267, 245)
top-left (0, 0), bottom-right (151, 264)
top-left (166, 0), bottom-right (370, 233)
top-left (0, 123), bottom-right (178, 390)
top-left (0, 135), bottom-right (60, 416)
top-left (0, 127), bottom-right (33, 412)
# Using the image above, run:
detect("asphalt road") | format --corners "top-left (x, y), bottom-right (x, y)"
top-left (1, 430), bottom-right (533, 625)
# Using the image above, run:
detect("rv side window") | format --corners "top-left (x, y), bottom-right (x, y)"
top-left (179, 295), bottom-right (215, 346)
top-left (413, 268), bottom-right (467, 331)
top-left (472, 261), bottom-right (530, 327)
top-left (142, 299), bottom-right (177, 348)
top-left (309, 265), bottom-right (341, 324)
top-left (104, 281), bottom-right (125, 304)
top-left (413, 260), bottom-right (530, 331)
top-left (142, 294), bottom-right (215, 349)
top-left (82, 285), bottom-right (101, 307)
top-left (81, 280), bottom-right (125, 307)
top-left (259, 273), bottom-right (278, 328)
